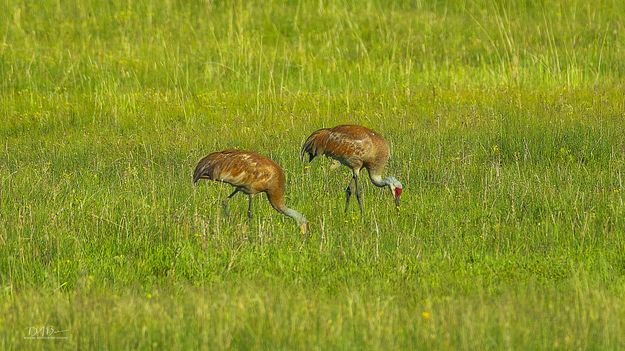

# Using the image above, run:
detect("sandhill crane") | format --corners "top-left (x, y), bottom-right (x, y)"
top-left (193, 149), bottom-right (308, 234)
top-left (301, 124), bottom-right (403, 213)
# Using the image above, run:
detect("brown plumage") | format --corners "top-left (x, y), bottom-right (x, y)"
top-left (193, 149), bottom-right (308, 234)
top-left (301, 125), bottom-right (403, 213)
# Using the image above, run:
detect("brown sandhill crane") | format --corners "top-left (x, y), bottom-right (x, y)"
top-left (301, 124), bottom-right (403, 213)
top-left (193, 150), bottom-right (308, 234)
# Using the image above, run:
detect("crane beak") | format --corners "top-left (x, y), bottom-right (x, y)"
top-left (300, 222), bottom-right (309, 235)
top-left (394, 195), bottom-right (401, 208)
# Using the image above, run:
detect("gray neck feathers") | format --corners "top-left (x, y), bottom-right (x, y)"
top-left (281, 207), bottom-right (308, 225)
top-left (370, 175), bottom-right (389, 188)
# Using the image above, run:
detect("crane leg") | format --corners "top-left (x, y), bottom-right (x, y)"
top-left (247, 195), bottom-right (253, 220)
top-left (222, 188), bottom-right (240, 216)
top-left (353, 173), bottom-right (364, 215)
top-left (344, 177), bottom-right (355, 213)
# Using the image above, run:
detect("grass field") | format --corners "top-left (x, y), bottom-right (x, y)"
top-left (2, 0), bottom-right (625, 349)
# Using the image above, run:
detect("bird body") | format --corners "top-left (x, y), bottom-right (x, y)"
top-left (193, 150), bottom-right (308, 233)
top-left (301, 125), bottom-right (390, 176)
top-left (301, 125), bottom-right (402, 212)
top-left (194, 149), bottom-right (283, 196)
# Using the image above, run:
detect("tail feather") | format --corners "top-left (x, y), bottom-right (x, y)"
top-left (192, 162), bottom-right (206, 183)
top-left (193, 155), bottom-right (217, 183)
top-left (300, 129), bottom-right (329, 162)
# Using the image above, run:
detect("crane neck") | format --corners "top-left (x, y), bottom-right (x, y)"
top-left (370, 174), bottom-right (390, 188)
top-left (281, 207), bottom-right (308, 226)
top-left (267, 192), bottom-right (308, 226)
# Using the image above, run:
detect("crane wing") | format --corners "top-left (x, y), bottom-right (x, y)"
top-left (193, 150), bottom-right (278, 192)
top-left (301, 127), bottom-right (372, 163)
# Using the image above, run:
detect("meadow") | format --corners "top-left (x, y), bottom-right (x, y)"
top-left (1, 0), bottom-right (625, 349)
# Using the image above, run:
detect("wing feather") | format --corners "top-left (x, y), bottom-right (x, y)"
top-left (193, 150), bottom-right (282, 194)
top-left (300, 128), bottom-right (331, 162)
top-left (301, 125), bottom-right (375, 165)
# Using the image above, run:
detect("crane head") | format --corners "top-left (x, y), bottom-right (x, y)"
top-left (300, 221), bottom-right (309, 235)
top-left (394, 186), bottom-right (403, 207)
top-left (386, 177), bottom-right (403, 209)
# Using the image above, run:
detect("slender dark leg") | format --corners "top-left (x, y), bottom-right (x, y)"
top-left (344, 177), bottom-right (355, 213)
top-left (354, 173), bottom-right (364, 215)
top-left (247, 195), bottom-right (253, 220)
top-left (222, 188), bottom-right (240, 216)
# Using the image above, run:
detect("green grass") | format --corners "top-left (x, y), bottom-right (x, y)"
top-left (2, 0), bottom-right (625, 349)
